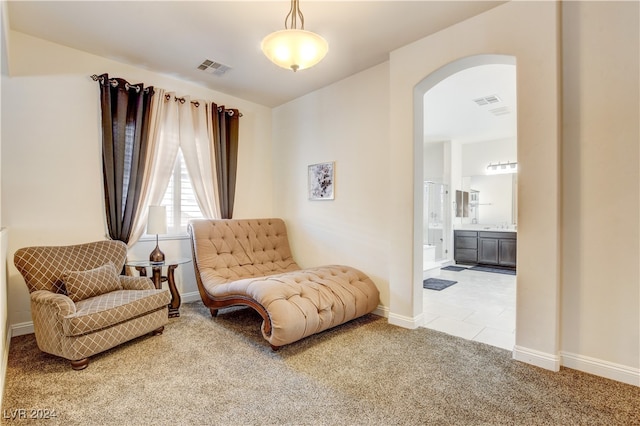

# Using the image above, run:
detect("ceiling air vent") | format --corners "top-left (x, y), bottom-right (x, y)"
top-left (473, 94), bottom-right (501, 106)
top-left (196, 59), bottom-right (231, 76)
top-left (489, 106), bottom-right (510, 116)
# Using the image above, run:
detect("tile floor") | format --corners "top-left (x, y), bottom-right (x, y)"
top-left (422, 266), bottom-right (516, 351)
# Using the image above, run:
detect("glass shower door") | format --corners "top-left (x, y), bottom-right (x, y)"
top-left (424, 182), bottom-right (450, 262)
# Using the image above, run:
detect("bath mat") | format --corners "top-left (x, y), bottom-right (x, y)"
top-left (469, 265), bottom-right (516, 275)
top-left (441, 266), bottom-right (466, 272)
top-left (423, 278), bottom-right (457, 291)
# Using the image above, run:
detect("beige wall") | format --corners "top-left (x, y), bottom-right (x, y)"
top-left (390, 2), bottom-right (562, 366)
top-left (273, 1), bottom-right (562, 360)
top-left (271, 1), bottom-right (638, 384)
top-left (561, 1), bottom-right (639, 376)
top-left (1, 32), bottom-right (274, 328)
top-left (2, 1), bottom-right (638, 386)
top-left (1, 1), bottom-right (10, 408)
top-left (272, 63), bottom-right (391, 309)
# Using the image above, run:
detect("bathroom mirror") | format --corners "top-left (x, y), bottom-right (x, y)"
top-left (455, 190), bottom-right (469, 217)
top-left (464, 174), bottom-right (517, 224)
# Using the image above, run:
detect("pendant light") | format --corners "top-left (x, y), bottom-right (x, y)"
top-left (261, 0), bottom-right (328, 72)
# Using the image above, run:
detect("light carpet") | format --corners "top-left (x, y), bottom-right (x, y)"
top-left (2, 302), bottom-right (638, 425)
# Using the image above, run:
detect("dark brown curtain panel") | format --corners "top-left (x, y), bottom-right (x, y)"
top-left (212, 104), bottom-right (240, 219)
top-left (95, 74), bottom-right (154, 243)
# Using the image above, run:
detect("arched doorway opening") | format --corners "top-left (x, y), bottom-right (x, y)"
top-left (413, 54), bottom-right (517, 350)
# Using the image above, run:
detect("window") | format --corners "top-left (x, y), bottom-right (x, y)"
top-left (159, 149), bottom-right (204, 235)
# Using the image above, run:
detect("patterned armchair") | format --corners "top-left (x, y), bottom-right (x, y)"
top-left (14, 240), bottom-right (171, 370)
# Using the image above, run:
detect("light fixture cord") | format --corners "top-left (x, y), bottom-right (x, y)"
top-left (285, 0), bottom-right (305, 30)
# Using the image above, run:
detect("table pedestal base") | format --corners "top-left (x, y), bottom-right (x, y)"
top-left (134, 264), bottom-right (182, 318)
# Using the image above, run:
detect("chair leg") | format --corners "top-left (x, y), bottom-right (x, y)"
top-left (71, 358), bottom-right (89, 370)
top-left (270, 345), bottom-right (280, 351)
top-left (210, 308), bottom-right (219, 317)
top-left (151, 326), bottom-right (164, 336)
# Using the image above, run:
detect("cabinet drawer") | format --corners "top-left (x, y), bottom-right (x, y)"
top-left (455, 237), bottom-right (477, 249)
top-left (455, 249), bottom-right (477, 263)
top-left (455, 230), bottom-right (477, 238)
top-left (479, 231), bottom-right (516, 240)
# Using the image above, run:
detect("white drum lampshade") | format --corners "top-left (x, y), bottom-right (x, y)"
top-left (147, 205), bottom-right (167, 263)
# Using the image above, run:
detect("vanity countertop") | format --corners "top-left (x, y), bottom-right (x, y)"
top-left (455, 226), bottom-right (517, 233)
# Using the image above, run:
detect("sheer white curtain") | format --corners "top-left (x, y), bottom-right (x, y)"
top-left (127, 92), bottom-right (223, 245)
top-left (179, 98), bottom-right (220, 219)
top-left (128, 91), bottom-right (181, 246)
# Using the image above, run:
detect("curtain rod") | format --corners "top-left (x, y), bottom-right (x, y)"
top-left (91, 74), bottom-right (152, 94)
top-left (91, 74), bottom-right (242, 117)
top-left (166, 94), bottom-right (242, 117)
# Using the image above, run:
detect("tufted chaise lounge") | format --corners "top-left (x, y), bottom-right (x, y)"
top-left (188, 218), bottom-right (380, 349)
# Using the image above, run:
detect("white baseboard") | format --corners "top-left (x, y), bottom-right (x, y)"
top-left (388, 311), bottom-right (423, 329)
top-left (513, 346), bottom-right (639, 387)
top-left (561, 351), bottom-right (640, 387)
top-left (513, 345), bottom-right (561, 372)
top-left (373, 305), bottom-right (389, 318)
top-left (11, 321), bottom-right (34, 337)
top-left (9, 294), bottom-right (637, 388)
top-left (180, 291), bottom-right (201, 304)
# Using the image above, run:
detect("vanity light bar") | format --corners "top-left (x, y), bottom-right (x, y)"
top-left (486, 161), bottom-right (518, 175)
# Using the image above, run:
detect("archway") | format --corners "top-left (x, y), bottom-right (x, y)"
top-left (413, 54), bottom-right (517, 347)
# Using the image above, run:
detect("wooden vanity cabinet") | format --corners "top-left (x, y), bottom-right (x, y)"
top-left (455, 230), bottom-right (517, 268)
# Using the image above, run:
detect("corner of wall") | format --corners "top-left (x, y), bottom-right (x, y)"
top-left (1, 0), bottom-right (12, 77)
top-left (1, 228), bottom-right (9, 410)
top-left (388, 312), bottom-right (423, 330)
top-left (513, 345), bottom-right (561, 372)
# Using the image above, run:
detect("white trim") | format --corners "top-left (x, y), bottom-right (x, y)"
top-left (388, 311), bottom-right (424, 329)
top-left (180, 291), bottom-right (201, 304)
top-left (137, 233), bottom-right (190, 243)
top-left (561, 351), bottom-right (640, 387)
top-left (373, 305), bottom-right (388, 318)
top-left (10, 321), bottom-right (34, 337)
top-left (0, 322), bottom-right (11, 411)
top-left (6, 301), bottom-right (639, 388)
top-left (513, 345), bottom-right (560, 371)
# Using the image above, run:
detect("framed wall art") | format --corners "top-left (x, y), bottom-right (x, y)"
top-left (308, 162), bottom-right (335, 200)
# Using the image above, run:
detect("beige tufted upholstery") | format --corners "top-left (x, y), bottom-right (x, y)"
top-left (14, 240), bottom-right (171, 370)
top-left (189, 219), bottom-right (380, 348)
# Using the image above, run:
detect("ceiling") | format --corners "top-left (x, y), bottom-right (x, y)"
top-left (424, 63), bottom-right (516, 144)
top-left (6, 1), bottom-right (505, 108)
top-left (7, 1), bottom-right (515, 143)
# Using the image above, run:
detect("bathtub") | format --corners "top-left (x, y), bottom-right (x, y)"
top-left (423, 244), bottom-right (440, 279)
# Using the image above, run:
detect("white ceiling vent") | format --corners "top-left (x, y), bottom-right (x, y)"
top-left (489, 106), bottom-right (510, 116)
top-left (473, 94), bottom-right (501, 106)
top-left (197, 59), bottom-right (231, 76)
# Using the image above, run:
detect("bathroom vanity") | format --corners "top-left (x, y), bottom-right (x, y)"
top-left (454, 229), bottom-right (517, 269)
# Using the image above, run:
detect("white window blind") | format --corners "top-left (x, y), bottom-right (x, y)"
top-left (160, 149), bottom-right (204, 234)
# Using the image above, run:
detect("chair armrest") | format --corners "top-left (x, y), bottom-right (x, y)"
top-left (119, 275), bottom-right (155, 290)
top-left (30, 290), bottom-right (76, 317)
